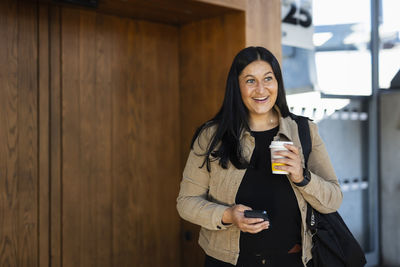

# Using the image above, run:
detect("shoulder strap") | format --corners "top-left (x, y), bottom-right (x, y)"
top-left (289, 113), bottom-right (311, 168)
top-left (289, 113), bottom-right (315, 229)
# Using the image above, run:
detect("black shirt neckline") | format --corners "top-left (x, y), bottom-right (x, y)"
top-left (250, 125), bottom-right (279, 135)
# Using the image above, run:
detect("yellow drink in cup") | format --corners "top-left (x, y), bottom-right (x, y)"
top-left (269, 141), bottom-right (293, 174)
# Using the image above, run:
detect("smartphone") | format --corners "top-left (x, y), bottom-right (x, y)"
top-left (244, 210), bottom-right (269, 221)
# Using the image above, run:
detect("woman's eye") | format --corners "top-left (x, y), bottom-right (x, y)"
top-left (246, 79), bottom-right (255, 84)
top-left (265, 76), bottom-right (273, 82)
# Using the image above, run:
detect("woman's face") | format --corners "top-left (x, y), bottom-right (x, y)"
top-left (238, 60), bottom-right (278, 120)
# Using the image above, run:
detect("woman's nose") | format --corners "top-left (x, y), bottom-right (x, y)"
top-left (255, 81), bottom-right (265, 93)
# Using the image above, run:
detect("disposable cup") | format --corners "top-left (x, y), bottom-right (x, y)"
top-left (269, 141), bottom-right (293, 174)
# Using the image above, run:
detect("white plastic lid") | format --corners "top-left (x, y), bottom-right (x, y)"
top-left (269, 141), bottom-right (293, 148)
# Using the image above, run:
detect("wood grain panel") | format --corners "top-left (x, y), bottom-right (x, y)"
top-left (245, 0), bottom-right (282, 61)
top-left (38, 4), bottom-right (50, 267)
top-left (110, 18), bottom-right (181, 267)
top-left (49, 5), bottom-right (62, 267)
top-left (0, 0), bottom-right (38, 266)
top-left (179, 11), bottom-right (245, 267)
top-left (60, 8), bottom-right (181, 266)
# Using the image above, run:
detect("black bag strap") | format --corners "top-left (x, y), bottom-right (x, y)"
top-left (289, 113), bottom-right (312, 168)
top-left (289, 113), bottom-right (315, 230)
top-left (291, 114), bottom-right (367, 266)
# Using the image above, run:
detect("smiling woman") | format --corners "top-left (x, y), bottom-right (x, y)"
top-left (176, 47), bottom-right (343, 267)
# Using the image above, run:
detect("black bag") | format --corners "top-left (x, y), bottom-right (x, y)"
top-left (291, 114), bottom-right (367, 267)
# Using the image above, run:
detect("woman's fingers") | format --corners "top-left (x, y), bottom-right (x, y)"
top-left (274, 150), bottom-right (298, 160)
top-left (242, 217), bottom-right (265, 225)
top-left (284, 144), bottom-right (299, 154)
top-left (271, 145), bottom-right (303, 181)
top-left (272, 144), bottom-right (301, 168)
top-left (241, 220), bottom-right (269, 233)
top-left (235, 204), bottom-right (252, 212)
top-left (230, 204), bottom-right (270, 233)
top-left (273, 157), bottom-right (297, 166)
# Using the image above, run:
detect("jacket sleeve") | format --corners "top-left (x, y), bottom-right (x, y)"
top-left (295, 121), bottom-right (343, 214)
top-left (176, 127), bottom-right (231, 231)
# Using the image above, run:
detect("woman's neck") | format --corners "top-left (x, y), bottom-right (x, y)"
top-left (249, 110), bottom-right (279, 131)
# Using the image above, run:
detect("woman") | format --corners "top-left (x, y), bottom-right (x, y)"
top-left (176, 47), bottom-right (342, 267)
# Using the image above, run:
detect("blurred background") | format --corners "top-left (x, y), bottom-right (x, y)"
top-left (0, 0), bottom-right (399, 266)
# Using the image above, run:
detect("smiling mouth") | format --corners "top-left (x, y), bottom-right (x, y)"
top-left (253, 96), bottom-right (269, 103)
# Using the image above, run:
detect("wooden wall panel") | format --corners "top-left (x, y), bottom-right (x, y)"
top-left (59, 8), bottom-right (181, 267)
top-left (0, 1), bottom-right (280, 266)
top-left (179, 11), bottom-right (246, 267)
top-left (49, 6), bottom-right (62, 267)
top-left (245, 0), bottom-right (282, 61)
top-left (0, 1), bottom-right (39, 266)
top-left (38, 4), bottom-right (50, 267)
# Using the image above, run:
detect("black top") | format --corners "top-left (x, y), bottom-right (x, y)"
top-left (235, 126), bottom-right (301, 255)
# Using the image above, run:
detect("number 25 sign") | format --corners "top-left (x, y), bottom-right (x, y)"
top-left (281, 0), bottom-right (314, 50)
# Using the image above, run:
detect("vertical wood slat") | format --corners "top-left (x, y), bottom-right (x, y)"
top-left (93, 13), bottom-right (113, 267)
top-left (0, 0), bottom-right (38, 266)
top-left (49, 5), bottom-right (62, 267)
top-left (17, 2), bottom-right (39, 265)
top-left (0, 0), bottom-right (20, 264)
top-left (38, 3), bottom-right (50, 267)
top-left (61, 8), bottom-right (114, 267)
top-left (61, 8), bottom-right (83, 266)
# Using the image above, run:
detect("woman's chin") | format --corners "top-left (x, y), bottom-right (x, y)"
top-left (249, 107), bottom-right (273, 116)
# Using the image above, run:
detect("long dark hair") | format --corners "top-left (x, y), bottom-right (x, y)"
top-left (191, 46), bottom-right (290, 171)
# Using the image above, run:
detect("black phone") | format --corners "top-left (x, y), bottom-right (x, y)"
top-left (244, 210), bottom-right (269, 221)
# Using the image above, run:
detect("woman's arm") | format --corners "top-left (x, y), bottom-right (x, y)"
top-left (176, 148), bottom-right (232, 231)
top-left (297, 121), bottom-right (343, 213)
top-left (176, 126), bottom-right (232, 231)
top-left (177, 126), bottom-right (270, 232)
top-left (272, 121), bottom-right (343, 213)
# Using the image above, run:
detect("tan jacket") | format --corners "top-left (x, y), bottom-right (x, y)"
top-left (176, 114), bottom-right (343, 266)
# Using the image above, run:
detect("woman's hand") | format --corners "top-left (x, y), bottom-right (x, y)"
top-left (272, 144), bottom-right (304, 183)
top-left (222, 204), bottom-right (269, 233)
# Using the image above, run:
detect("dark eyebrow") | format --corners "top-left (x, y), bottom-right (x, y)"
top-left (243, 71), bottom-right (273, 78)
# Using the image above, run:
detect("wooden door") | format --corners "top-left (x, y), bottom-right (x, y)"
top-left (49, 7), bottom-right (181, 267)
top-left (1, 1), bottom-right (281, 267)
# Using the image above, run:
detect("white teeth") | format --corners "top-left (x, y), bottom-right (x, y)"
top-left (254, 97), bottom-right (268, 100)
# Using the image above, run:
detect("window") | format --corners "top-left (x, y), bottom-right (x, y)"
top-left (313, 0), bottom-right (372, 95)
top-left (379, 0), bottom-right (400, 89)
